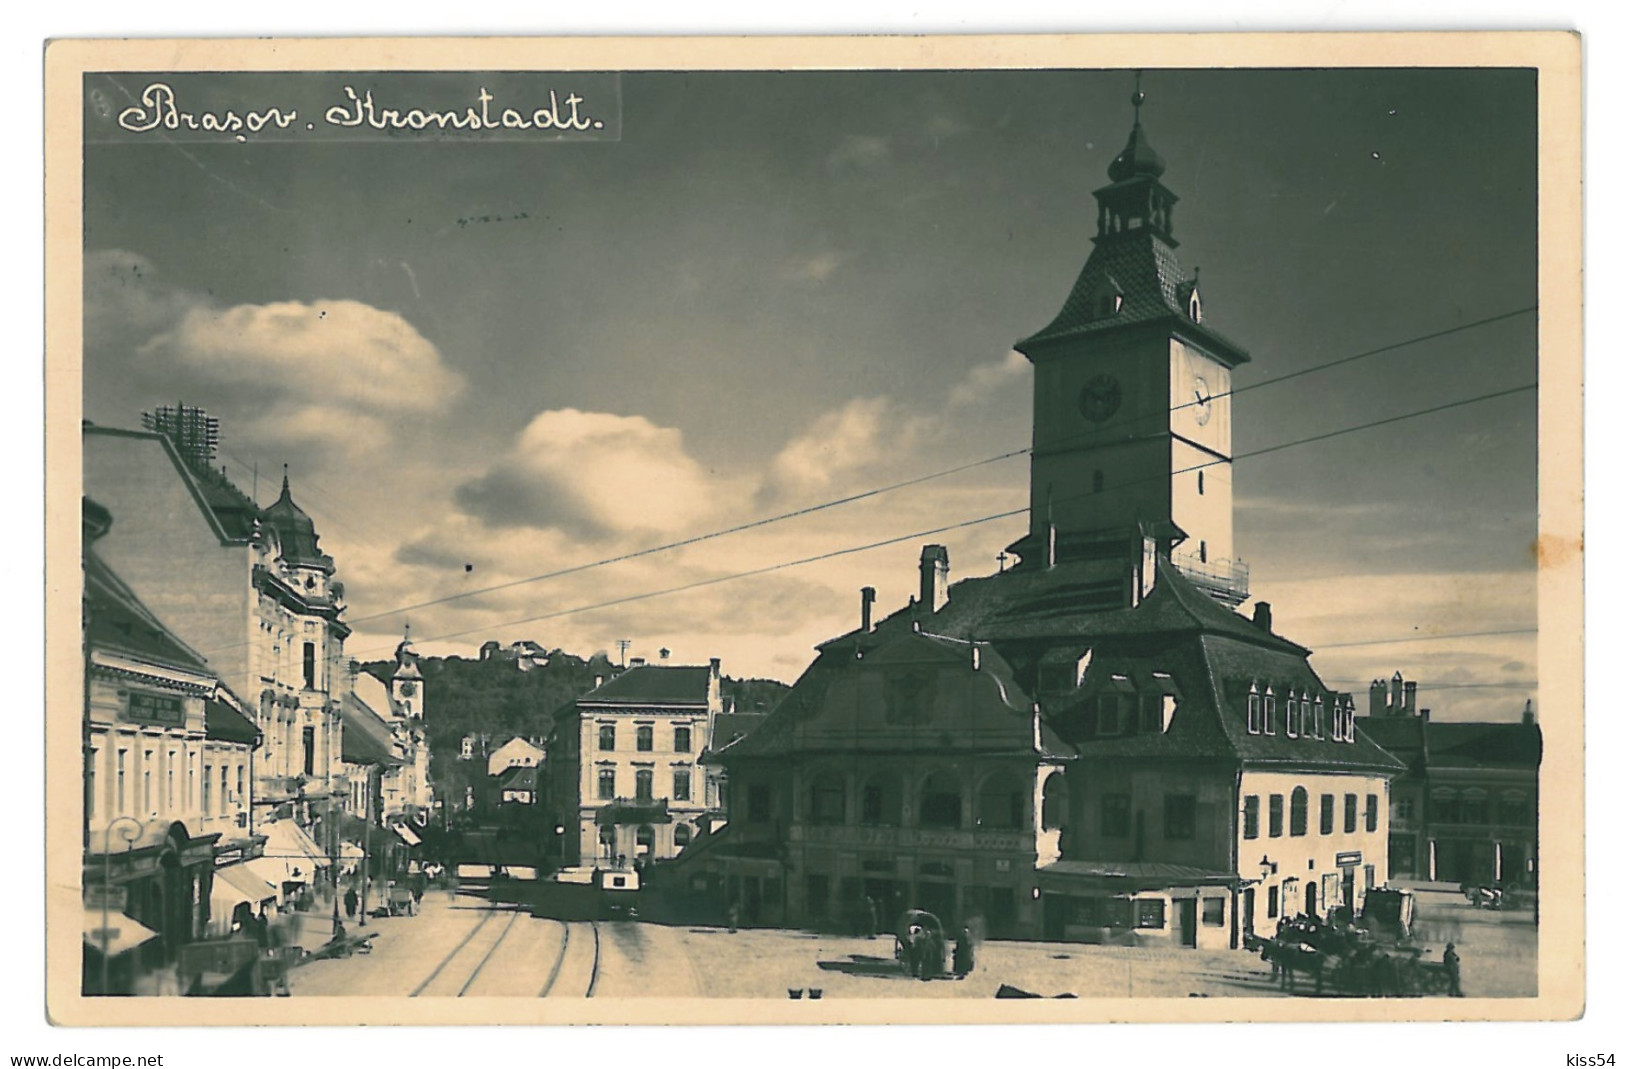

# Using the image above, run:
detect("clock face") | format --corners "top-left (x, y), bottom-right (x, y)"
top-left (399, 681), bottom-right (417, 697)
top-left (1193, 376), bottom-right (1213, 426)
top-left (1078, 373), bottom-right (1123, 423)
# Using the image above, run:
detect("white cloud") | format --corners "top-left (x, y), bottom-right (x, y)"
top-left (947, 349), bottom-right (1029, 410)
top-left (140, 299), bottom-right (463, 416)
top-left (763, 397), bottom-right (920, 502)
top-left (86, 248), bottom-right (464, 460)
top-left (455, 409), bottom-right (738, 538)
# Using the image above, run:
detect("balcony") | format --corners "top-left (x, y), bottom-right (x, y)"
top-left (594, 797), bottom-right (672, 826)
top-left (1170, 551), bottom-right (1250, 606)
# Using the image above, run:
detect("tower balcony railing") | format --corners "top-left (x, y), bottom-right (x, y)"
top-left (1170, 550), bottom-right (1250, 604)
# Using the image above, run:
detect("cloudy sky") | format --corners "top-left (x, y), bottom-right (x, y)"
top-left (82, 66), bottom-right (1538, 719)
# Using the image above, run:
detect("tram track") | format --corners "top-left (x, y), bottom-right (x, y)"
top-left (536, 919), bottom-right (601, 998)
top-left (537, 919), bottom-right (572, 996)
top-left (409, 907), bottom-right (497, 997)
top-left (456, 908), bottom-right (522, 997)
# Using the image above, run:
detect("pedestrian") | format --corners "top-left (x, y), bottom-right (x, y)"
top-left (344, 886), bottom-right (359, 920)
top-left (953, 925), bottom-right (975, 978)
top-left (919, 929), bottom-right (942, 981)
top-left (252, 906), bottom-right (271, 949)
top-left (903, 925), bottom-right (921, 978)
top-left (1443, 942), bottom-right (1463, 997)
top-left (864, 896), bottom-right (878, 939)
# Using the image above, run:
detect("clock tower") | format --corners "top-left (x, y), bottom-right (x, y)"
top-left (1009, 81), bottom-right (1251, 607)
top-left (391, 626), bottom-right (424, 720)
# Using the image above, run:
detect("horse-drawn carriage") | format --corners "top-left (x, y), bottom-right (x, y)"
top-left (1259, 891), bottom-right (1453, 997)
top-left (894, 909), bottom-right (948, 980)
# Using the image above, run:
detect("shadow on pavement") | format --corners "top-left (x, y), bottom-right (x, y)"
top-left (817, 953), bottom-right (908, 978)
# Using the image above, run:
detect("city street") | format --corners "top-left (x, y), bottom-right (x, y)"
top-left (287, 885), bottom-right (1537, 999)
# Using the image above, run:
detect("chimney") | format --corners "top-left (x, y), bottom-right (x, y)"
top-left (1420, 708), bottom-right (1431, 723)
top-left (1252, 601), bottom-right (1272, 634)
top-left (1403, 681), bottom-right (1418, 717)
top-left (593, 675), bottom-right (603, 689)
top-left (629, 656), bottom-right (647, 668)
top-left (1390, 672), bottom-right (1404, 710)
top-left (709, 657), bottom-right (722, 679)
top-left (1369, 679), bottom-right (1389, 717)
top-left (1522, 699), bottom-right (1536, 725)
top-left (860, 586), bottom-right (876, 633)
top-left (919, 544), bottom-right (950, 614)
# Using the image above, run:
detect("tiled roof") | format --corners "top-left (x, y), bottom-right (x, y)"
top-left (1355, 716), bottom-right (1427, 763)
top-left (719, 629), bottom-right (1069, 762)
top-left (499, 766), bottom-right (538, 790)
top-left (709, 712), bottom-right (769, 750)
top-left (205, 696), bottom-right (260, 745)
top-left (342, 692), bottom-right (403, 767)
top-left (860, 556), bottom-right (1304, 654)
top-left (261, 473), bottom-right (333, 571)
top-left (1019, 231), bottom-right (1188, 349)
top-left (582, 665), bottom-right (711, 706)
top-left (85, 546), bottom-right (212, 674)
top-left (1425, 721), bottom-right (1542, 772)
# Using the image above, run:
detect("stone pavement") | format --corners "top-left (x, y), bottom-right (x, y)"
top-left (284, 884), bottom-right (1536, 999)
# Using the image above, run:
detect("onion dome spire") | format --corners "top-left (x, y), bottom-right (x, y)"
top-left (1107, 72), bottom-right (1167, 182)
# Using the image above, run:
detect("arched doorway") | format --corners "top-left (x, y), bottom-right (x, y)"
top-left (635, 824), bottom-right (655, 861)
top-left (1304, 880), bottom-right (1318, 919)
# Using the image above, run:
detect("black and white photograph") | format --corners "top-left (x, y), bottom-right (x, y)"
top-left (43, 33), bottom-right (1582, 1026)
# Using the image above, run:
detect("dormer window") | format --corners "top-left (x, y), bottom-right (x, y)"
top-left (1313, 697), bottom-right (1325, 739)
top-left (1087, 279), bottom-right (1125, 321)
top-left (1187, 287), bottom-right (1202, 323)
top-left (1263, 690), bottom-right (1277, 736)
top-left (1285, 693), bottom-right (1300, 738)
top-left (1246, 684), bottom-right (1262, 735)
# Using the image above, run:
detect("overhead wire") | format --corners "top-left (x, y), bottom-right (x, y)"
top-left (340, 379), bottom-right (1536, 658)
top-left (325, 305), bottom-right (1538, 631)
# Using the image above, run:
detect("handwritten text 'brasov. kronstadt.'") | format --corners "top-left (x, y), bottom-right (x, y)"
top-left (115, 82), bottom-right (604, 140)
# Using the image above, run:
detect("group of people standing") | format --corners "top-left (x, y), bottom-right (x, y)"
top-left (899, 921), bottom-right (976, 981)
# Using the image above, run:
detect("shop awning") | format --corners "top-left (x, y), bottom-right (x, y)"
top-left (261, 820), bottom-right (328, 880)
top-left (1035, 859), bottom-right (1238, 894)
top-left (207, 864), bottom-right (280, 936)
top-left (218, 862), bottom-right (280, 905)
top-left (243, 855), bottom-right (298, 896)
top-left (82, 907), bottom-right (160, 958)
top-left (391, 824), bottom-right (422, 847)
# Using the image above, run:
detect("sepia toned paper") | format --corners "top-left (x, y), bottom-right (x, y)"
top-left (44, 31), bottom-right (1583, 1026)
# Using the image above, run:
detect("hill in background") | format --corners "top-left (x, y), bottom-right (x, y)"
top-left (359, 650), bottom-right (789, 804)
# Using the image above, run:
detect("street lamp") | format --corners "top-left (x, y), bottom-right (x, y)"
top-left (98, 815), bottom-right (144, 995)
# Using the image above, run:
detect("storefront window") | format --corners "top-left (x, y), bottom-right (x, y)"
top-left (1202, 897), bottom-right (1226, 926)
top-left (1135, 899), bottom-right (1166, 929)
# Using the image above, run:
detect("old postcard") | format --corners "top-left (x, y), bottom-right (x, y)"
top-left (43, 33), bottom-right (1582, 1025)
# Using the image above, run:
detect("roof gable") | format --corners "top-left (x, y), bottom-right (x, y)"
top-left (582, 665), bottom-right (712, 706)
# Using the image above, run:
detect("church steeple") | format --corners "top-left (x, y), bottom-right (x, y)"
top-left (1094, 75), bottom-right (1178, 246)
